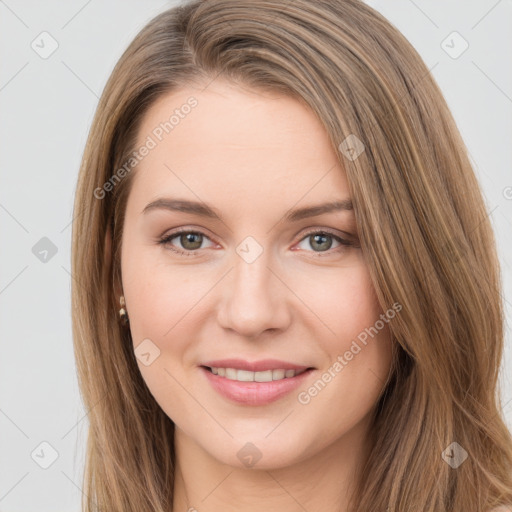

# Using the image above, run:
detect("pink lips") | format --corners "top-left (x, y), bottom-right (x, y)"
top-left (199, 358), bottom-right (315, 406)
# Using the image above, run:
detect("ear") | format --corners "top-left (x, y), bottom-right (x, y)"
top-left (105, 224), bottom-right (123, 301)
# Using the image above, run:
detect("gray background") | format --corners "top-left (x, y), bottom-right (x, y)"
top-left (0, 0), bottom-right (511, 510)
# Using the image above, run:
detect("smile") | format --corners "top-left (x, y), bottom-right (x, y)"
top-left (200, 365), bottom-right (315, 406)
top-left (206, 366), bottom-right (308, 382)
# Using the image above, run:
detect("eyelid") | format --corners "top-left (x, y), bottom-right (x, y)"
top-left (298, 226), bottom-right (355, 242)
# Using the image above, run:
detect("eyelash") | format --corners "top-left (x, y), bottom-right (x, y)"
top-left (157, 227), bottom-right (357, 258)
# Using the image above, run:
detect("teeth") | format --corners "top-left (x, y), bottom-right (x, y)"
top-left (237, 369), bottom-right (255, 382)
top-left (225, 368), bottom-right (237, 380)
top-left (255, 370), bottom-right (273, 382)
top-left (272, 369), bottom-right (285, 380)
top-left (208, 367), bottom-right (307, 382)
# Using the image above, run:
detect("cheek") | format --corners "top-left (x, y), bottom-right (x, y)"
top-left (121, 250), bottom-right (204, 412)
top-left (332, 268), bottom-right (392, 373)
top-left (293, 260), bottom-right (382, 347)
top-left (295, 262), bottom-right (393, 386)
top-left (294, 266), bottom-right (393, 435)
top-left (335, 272), bottom-right (383, 348)
top-left (121, 247), bottom-right (211, 351)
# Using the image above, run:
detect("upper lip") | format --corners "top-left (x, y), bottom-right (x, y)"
top-left (201, 358), bottom-right (313, 372)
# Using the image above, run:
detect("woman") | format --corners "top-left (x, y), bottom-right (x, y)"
top-left (71, 0), bottom-right (512, 510)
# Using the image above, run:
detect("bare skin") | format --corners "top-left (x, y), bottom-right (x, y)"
top-left (117, 79), bottom-right (394, 512)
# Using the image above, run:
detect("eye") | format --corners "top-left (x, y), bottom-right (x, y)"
top-left (295, 229), bottom-right (356, 256)
top-left (158, 229), bottom-right (216, 256)
top-left (158, 227), bottom-right (358, 257)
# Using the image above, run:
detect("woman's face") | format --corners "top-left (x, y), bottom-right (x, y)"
top-left (120, 79), bottom-right (394, 469)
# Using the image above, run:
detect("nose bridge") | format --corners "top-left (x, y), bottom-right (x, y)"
top-left (216, 239), bottom-right (290, 337)
top-left (233, 248), bottom-right (272, 299)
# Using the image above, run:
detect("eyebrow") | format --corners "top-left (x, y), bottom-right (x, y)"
top-left (142, 197), bottom-right (353, 222)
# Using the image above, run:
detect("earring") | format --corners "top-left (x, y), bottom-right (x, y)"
top-left (119, 295), bottom-right (129, 325)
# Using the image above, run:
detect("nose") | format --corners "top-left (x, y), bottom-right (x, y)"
top-left (216, 249), bottom-right (292, 339)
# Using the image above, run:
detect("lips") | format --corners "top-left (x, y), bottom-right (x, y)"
top-left (199, 358), bottom-right (316, 406)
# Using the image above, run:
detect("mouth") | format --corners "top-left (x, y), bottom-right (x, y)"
top-left (199, 362), bottom-right (316, 406)
top-left (201, 365), bottom-right (313, 382)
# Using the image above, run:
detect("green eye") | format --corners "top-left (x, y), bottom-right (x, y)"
top-left (296, 229), bottom-right (357, 255)
top-left (159, 229), bottom-right (214, 256)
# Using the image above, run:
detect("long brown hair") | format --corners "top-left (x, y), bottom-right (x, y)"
top-left (71, 0), bottom-right (512, 510)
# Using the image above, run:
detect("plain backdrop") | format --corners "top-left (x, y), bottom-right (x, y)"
top-left (0, 0), bottom-right (511, 510)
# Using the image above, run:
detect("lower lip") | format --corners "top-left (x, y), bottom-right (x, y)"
top-left (200, 366), bottom-right (315, 406)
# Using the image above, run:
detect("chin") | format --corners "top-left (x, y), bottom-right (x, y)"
top-left (200, 432), bottom-right (311, 471)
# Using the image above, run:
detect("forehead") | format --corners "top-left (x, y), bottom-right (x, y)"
top-left (136, 79), bottom-right (329, 149)
top-left (129, 80), bottom-right (351, 216)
